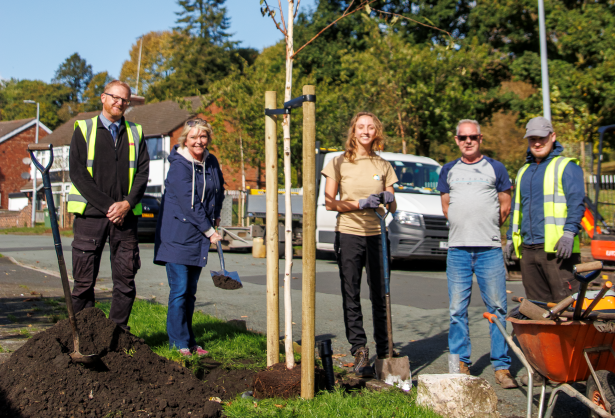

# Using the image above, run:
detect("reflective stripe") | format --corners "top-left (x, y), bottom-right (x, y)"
top-left (128, 123), bottom-right (140, 158)
top-left (129, 161), bottom-right (136, 169)
top-left (552, 156), bottom-right (566, 205)
top-left (544, 195), bottom-right (568, 203)
top-left (544, 216), bottom-right (567, 226)
top-left (67, 194), bottom-right (87, 203)
top-left (87, 160), bottom-right (94, 168)
top-left (85, 118), bottom-right (94, 150)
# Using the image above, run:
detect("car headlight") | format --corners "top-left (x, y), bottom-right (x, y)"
top-left (393, 211), bottom-right (423, 227)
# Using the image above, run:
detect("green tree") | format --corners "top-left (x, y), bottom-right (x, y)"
top-left (175, 0), bottom-right (231, 45)
top-left (53, 53), bottom-right (93, 102)
top-left (148, 1), bottom-right (257, 101)
top-left (0, 79), bottom-right (71, 129)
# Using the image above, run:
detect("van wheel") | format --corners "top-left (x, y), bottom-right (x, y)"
top-left (586, 370), bottom-right (615, 417)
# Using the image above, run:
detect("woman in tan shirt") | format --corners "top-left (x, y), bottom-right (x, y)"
top-left (321, 111), bottom-right (398, 377)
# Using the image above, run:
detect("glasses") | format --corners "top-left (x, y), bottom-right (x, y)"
top-left (457, 134), bottom-right (480, 141)
top-left (103, 92), bottom-right (130, 105)
top-left (186, 118), bottom-right (208, 127)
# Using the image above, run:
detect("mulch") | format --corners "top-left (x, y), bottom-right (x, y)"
top-left (0, 308), bottom-right (253, 418)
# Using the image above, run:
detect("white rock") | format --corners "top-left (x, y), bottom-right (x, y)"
top-left (416, 374), bottom-right (500, 418)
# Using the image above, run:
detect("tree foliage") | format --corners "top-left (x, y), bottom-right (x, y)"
top-left (52, 53), bottom-right (93, 103)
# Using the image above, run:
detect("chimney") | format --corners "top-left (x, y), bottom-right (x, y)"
top-left (130, 95), bottom-right (145, 106)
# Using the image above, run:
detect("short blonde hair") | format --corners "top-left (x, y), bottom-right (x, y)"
top-left (344, 112), bottom-right (385, 163)
top-left (178, 118), bottom-right (213, 148)
top-left (104, 80), bottom-right (132, 96)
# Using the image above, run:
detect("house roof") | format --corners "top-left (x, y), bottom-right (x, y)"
top-left (40, 97), bottom-right (203, 147)
top-left (0, 118), bottom-right (52, 145)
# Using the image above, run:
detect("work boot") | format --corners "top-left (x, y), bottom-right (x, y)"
top-left (520, 372), bottom-right (546, 387)
top-left (353, 347), bottom-right (373, 377)
top-left (495, 369), bottom-right (519, 389)
top-left (459, 361), bottom-right (471, 375)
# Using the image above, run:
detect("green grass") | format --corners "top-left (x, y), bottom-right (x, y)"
top-left (7, 314), bottom-right (17, 323)
top-left (0, 225), bottom-right (72, 236)
top-left (225, 386), bottom-right (441, 418)
top-left (96, 299), bottom-right (440, 418)
top-left (97, 299), bottom-right (271, 370)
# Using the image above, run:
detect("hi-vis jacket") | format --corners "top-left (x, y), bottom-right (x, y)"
top-left (68, 115), bottom-right (150, 218)
top-left (506, 141), bottom-right (585, 258)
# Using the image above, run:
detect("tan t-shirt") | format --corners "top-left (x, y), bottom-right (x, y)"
top-left (321, 154), bottom-right (399, 236)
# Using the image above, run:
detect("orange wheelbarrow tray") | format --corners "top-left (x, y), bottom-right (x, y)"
top-left (484, 312), bottom-right (615, 418)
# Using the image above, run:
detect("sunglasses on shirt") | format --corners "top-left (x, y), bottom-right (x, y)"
top-left (457, 134), bottom-right (481, 141)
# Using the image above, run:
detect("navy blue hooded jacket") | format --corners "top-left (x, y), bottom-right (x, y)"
top-left (506, 141), bottom-right (585, 245)
top-left (154, 145), bottom-right (225, 267)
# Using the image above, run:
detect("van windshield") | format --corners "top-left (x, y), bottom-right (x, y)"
top-left (389, 161), bottom-right (441, 195)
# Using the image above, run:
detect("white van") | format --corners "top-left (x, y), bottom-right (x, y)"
top-left (316, 151), bottom-right (449, 260)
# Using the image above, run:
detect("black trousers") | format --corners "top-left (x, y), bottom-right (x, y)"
top-left (71, 215), bottom-right (141, 328)
top-left (520, 244), bottom-right (580, 303)
top-left (335, 232), bottom-right (389, 357)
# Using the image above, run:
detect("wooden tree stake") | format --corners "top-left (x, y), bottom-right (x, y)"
top-left (301, 84), bottom-right (316, 399)
top-left (265, 91), bottom-right (280, 367)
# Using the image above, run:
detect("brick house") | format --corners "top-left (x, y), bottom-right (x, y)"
top-left (40, 97), bottom-right (264, 201)
top-left (0, 118), bottom-right (51, 210)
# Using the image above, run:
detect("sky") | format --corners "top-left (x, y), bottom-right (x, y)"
top-left (0, 0), bottom-right (316, 83)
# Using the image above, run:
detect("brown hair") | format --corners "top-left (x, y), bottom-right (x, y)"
top-left (344, 112), bottom-right (385, 163)
top-left (177, 118), bottom-right (213, 148)
top-left (104, 80), bottom-right (132, 96)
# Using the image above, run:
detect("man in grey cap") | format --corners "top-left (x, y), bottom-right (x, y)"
top-left (505, 117), bottom-right (584, 380)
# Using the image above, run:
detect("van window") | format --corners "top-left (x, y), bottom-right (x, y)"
top-left (390, 161), bottom-right (441, 195)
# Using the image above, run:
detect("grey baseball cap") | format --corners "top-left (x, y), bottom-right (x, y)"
top-left (524, 116), bottom-right (553, 138)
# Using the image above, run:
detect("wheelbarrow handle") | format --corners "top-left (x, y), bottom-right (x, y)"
top-left (483, 312), bottom-right (497, 323)
top-left (27, 143), bottom-right (54, 175)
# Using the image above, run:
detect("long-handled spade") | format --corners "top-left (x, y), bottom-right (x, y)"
top-left (210, 238), bottom-right (243, 290)
top-left (373, 194), bottom-right (411, 389)
top-left (28, 143), bottom-right (99, 365)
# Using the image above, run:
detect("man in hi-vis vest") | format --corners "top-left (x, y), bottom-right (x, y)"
top-left (505, 117), bottom-right (584, 306)
top-left (68, 80), bottom-right (149, 330)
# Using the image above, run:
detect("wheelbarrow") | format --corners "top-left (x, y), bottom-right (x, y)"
top-left (27, 143), bottom-right (99, 364)
top-left (484, 261), bottom-right (615, 418)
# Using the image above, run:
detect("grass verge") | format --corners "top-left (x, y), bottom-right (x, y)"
top-left (97, 299), bottom-right (440, 418)
top-left (0, 225), bottom-right (72, 236)
top-left (225, 386), bottom-right (441, 418)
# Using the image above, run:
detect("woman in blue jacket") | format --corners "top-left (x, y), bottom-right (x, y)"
top-left (154, 118), bottom-right (224, 356)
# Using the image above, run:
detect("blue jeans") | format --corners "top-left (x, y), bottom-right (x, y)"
top-left (166, 263), bottom-right (202, 350)
top-left (447, 247), bottom-right (511, 371)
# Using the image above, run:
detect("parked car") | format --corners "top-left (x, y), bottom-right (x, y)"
top-left (137, 194), bottom-right (161, 240)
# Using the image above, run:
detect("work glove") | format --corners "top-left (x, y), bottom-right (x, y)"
top-left (554, 231), bottom-right (575, 260)
top-left (504, 241), bottom-right (515, 265)
top-left (359, 194), bottom-right (381, 210)
top-left (379, 191), bottom-right (395, 205)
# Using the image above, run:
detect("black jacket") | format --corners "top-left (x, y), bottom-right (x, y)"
top-left (69, 116), bottom-right (150, 218)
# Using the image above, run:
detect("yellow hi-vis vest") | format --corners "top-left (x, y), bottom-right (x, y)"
top-left (67, 116), bottom-right (143, 215)
top-left (511, 156), bottom-right (581, 259)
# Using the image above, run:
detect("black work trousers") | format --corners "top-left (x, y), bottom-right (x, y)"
top-left (335, 232), bottom-right (389, 357)
top-left (71, 215), bottom-right (141, 328)
top-left (520, 244), bottom-right (580, 303)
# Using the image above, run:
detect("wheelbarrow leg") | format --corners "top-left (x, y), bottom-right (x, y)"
top-left (544, 383), bottom-right (613, 418)
top-left (483, 313), bottom-right (534, 418)
top-left (538, 379), bottom-right (547, 418)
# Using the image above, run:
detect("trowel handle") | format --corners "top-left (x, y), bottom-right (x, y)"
top-left (216, 241), bottom-right (225, 271)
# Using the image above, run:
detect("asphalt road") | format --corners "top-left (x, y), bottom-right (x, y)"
top-left (0, 234), bottom-right (588, 417)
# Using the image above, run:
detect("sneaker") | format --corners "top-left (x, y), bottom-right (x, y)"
top-left (377, 350), bottom-right (401, 359)
top-left (190, 346), bottom-right (208, 356)
top-left (178, 348), bottom-right (192, 357)
top-left (520, 372), bottom-right (546, 387)
top-left (459, 361), bottom-right (471, 375)
top-left (353, 347), bottom-right (372, 377)
top-left (495, 369), bottom-right (519, 389)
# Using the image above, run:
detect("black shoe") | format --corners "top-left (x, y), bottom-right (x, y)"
top-left (353, 347), bottom-right (372, 377)
top-left (377, 350), bottom-right (401, 360)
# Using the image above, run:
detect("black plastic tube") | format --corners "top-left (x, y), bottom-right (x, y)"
top-left (318, 339), bottom-right (335, 391)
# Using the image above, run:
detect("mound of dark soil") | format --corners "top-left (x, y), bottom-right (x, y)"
top-left (253, 363), bottom-right (326, 399)
top-left (0, 308), bottom-right (229, 418)
top-left (211, 275), bottom-right (242, 290)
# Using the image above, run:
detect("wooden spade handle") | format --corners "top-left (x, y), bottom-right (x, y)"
top-left (27, 143), bottom-right (52, 151)
top-left (575, 261), bottom-right (603, 273)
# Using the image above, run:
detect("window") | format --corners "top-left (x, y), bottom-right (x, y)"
top-left (146, 137), bottom-right (164, 160)
top-left (390, 161), bottom-right (441, 195)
